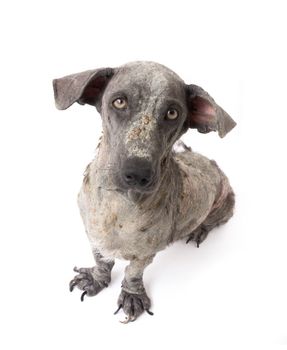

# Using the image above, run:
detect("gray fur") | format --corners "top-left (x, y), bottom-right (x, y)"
top-left (53, 61), bottom-right (236, 322)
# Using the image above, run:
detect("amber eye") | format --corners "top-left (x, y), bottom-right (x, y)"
top-left (166, 108), bottom-right (179, 120)
top-left (112, 97), bottom-right (127, 109)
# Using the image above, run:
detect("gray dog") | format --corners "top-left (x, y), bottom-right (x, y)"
top-left (53, 61), bottom-right (236, 322)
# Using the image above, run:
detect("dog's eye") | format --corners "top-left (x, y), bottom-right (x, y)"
top-left (166, 108), bottom-right (179, 120)
top-left (112, 98), bottom-right (127, 110)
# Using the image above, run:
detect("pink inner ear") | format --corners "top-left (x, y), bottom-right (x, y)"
top-left (190, 96), bottom-right (216, 124)
top-left (82, 76), bottom-right (108, 101)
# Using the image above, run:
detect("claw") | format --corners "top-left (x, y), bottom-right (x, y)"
top-left (120, 315), bottom-right (136, 324)
top-left (196, 239), bottom-right (200, 248)
top-left (81, 291), bottom-right (87, 302)
top-left (145, 309), bottom-right (154, 316)
top-left (186, 233), bottom-right (194, 244)
top-left (114, 304), bottom-right (123, 315)
top-left (69, 280), bottom-right (77, 292)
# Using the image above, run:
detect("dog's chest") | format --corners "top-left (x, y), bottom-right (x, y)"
top-left (77, 153), bottom-right (219, 260)
top-left (78, 186), bottom-right (174, 260)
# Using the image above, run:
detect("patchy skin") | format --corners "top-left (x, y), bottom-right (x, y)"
top-left (126, 115), bottom-right (154, 142)
top-left (53, 61), bottom-right (236, 322)
top-left (78, 148), bottom-right (224, 259)
top-left (124, 114), bottom-right (157, 159)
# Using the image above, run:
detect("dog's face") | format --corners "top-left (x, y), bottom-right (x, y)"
top-left (100, 62), bottom-right (188, 193)
top-left (53, 61), bottom-right (236, 194)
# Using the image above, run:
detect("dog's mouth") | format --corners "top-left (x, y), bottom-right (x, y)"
top-left (117, 176), bottom-right (158, 194)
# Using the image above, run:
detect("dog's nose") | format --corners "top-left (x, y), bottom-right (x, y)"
top-left (122, 158), bottom-right (153, 189)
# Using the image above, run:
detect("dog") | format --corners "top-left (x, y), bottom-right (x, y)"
top-left (53, 61), bottom-right (236, 322)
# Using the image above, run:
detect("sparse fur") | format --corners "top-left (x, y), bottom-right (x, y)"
top-left (53, 61), bottom-right (236, 322)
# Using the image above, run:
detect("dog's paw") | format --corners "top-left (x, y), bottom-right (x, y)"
top-left (69, 267), bottom-right (110, 301)
top-left (186, 226), bottom-right (209, 247)
top-left (114, 289), bottom-right (153, 323)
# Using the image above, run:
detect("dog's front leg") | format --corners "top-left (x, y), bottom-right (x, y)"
top-left (115, 256), bottom-right (155, 322)
top-left (69, 249), bottom-right (114, 301)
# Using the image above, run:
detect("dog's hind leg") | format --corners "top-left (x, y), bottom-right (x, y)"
top-left (186, 190), bottom-right (235, 247)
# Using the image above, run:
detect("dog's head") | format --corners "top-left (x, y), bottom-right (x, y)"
top-left (53, 61), bottom-right (236, 193)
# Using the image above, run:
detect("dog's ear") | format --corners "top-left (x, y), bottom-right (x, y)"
top-left (53, 68), bottom-right (114, 110)
top-left (186, 84), bottom-right (236, 138)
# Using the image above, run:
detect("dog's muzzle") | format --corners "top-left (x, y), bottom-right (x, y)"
top-left (121, 157), bottom-right (155, 191)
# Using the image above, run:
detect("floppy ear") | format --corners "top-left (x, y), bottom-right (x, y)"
top-left (53, 67), bottom-right (114, 110)
top-left (186, 84), bottom-right (236, 138)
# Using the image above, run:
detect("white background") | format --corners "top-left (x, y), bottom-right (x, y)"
top-left (1, 0), bottom-right (286, 348)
